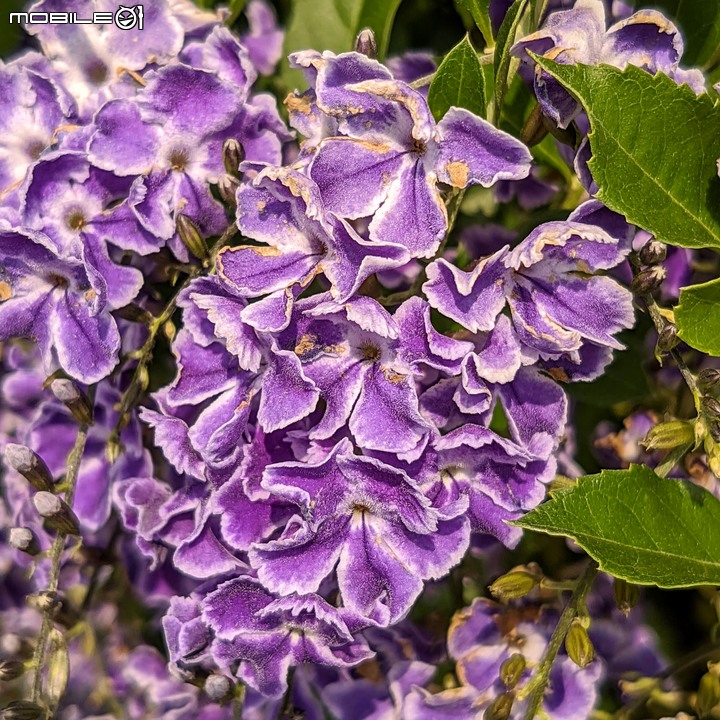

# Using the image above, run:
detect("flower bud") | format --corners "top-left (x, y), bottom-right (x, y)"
top-left (643, 420), bottom-right (695, 452)
top-left (484, 692), bottom-right (513, 720)
top-left (354, 28), bottom-right (377, 59)
top-left (0, 660), bottom-right (25, 681)
top-left (4, 444), bottom-right (53, 491)
top-left (702, 397), bottom-right (720, 442)
top-left (8, 527), bottom-right (40, 556)
top-left (699, 368), bottom-right (720, 395)
top-left (218, 174), bottom-right (240, 207)
top-left (656, 324), bottom-right (679, 354)
top-left (499, 654), bottom-right (526, 689)
top-left (566, 620), bottom-right (595, 668)
top-left (613, 578), bottom-right (639, 617)
top-left (205, 673), bottom-right (233, 702)
top-left (631, 266), bottom-right (666, 295)
top-left (51, 378), bottom-right (93, 425)
top-left (176, 214), bottom-right (208, 261)
top-left (489, 571), bottom-right (538, 601)
top-left (222, 138), bottom-right (244, 177)
top-left (697, 670), bottom-right (720, 716)
top-left (638, 239), bottom-right (667, 266)
top-left (33, 492), bottom-right (80, 536)
top-left (520, 103), bottom-right (548, 147)
top-left (0, 701), bottom-right (43, 720)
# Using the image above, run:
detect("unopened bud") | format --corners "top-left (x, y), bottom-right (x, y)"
top-left (484, 692), bottom-right (514, 720)
top-left (162, 321), bottom-right (177, 344)
top-left (218, 174), bottom-right (240, 207)
top-left (354, 28), bottom-right (377, 58)
top-left (0, 701), bottom-right (43, 720)
top-left (222, 138), bottom-right (244, 177)
top-left (631, 266), bottom-right (666, 295)
top-left (51, 378), bottom-right (93, 425)
top-left (566, 620), bottom-right (595, 668)
top-left (613, 578), bottom-right (639, 617)
top-left (520, 103), bottom-right (548, 147)
top-left (106, 434), bottom-right (123, 464)
top-left (176, 214), bottom-right (208, 261)
top-left (697, 670), bottom-right (720, 716)
top-left (500, 654), bottom-right (526, 689)
top-left (656, 324), bottom-right (679, 354)
top-left (489, 571), bottom-right (538, 601)
top-left (643, 420), bottom-right (694, 452)
top-left (205, 673), bottom-right (233, 702)
top-left (115, 303), bottom-right (154, 324)
top-left (0, 660), bottom-right (24, 682)
top-left (638, 239), bottom-right (667, 266)
top-left (33, 492), bottom-right (80, 536)
top-left (4, 444), bottom-right (53, 491)
top-left (698, 368), bottom-right (720, 395)
top-left (8, 528), bottom-right (40, 556)
top-left (702, 396), bottom-right (720, 441)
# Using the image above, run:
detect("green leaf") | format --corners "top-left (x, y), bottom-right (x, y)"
top-left (492, 0), bottom-right (530, 124)
top-left (514, 465), bottom-right (720, 588)
top-left (457, 0), bottom-right (494, 46)
top-left (632, 0), bottom-right (720, 68)
top-left (535, 59), bottom-right (720, 251)
top-left (428, 34), bottom-right (487, 121)
top-left (281, 0), bottom-right (403, 90)
top-left (675, 277), bottom-right (720, 355)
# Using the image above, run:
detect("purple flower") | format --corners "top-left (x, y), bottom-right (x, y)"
top-left (218, 165), bottom-right (409, 304)
top-left (0, 61), bottom-right (76, 198)
top-left (249, 438), bottom-right (469, 625)
top-left (240, 0), bottom-right (284, 76)
top-left (303, 52), bottom-right (532, 257)
top-left (24, 0), bottom-right (185, 118)
top-left (424, 215), bottom-right (634, 381)
top-left (86, 61), bottom-right (289, 258)
top-left (200, 576), bottom-right (373, 697)
top-left (0, 228), bottom-right (128, 382)
top-left (512, 0), bottom-right (705, 128)
top-left (408, 597), bottom-right (603, 718)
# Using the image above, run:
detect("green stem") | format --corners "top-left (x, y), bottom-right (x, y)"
top-left (521, 560), bottom-right (598, 719)
top-left (30, 421), bottom-right (90, 710)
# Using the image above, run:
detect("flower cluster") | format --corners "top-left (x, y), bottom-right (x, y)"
top-left (0, 0), bottom-right (708, 716)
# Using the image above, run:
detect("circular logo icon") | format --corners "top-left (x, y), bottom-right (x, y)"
top-left (115, 5), bottom-right (139, 30)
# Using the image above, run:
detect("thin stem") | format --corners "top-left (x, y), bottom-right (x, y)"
top-left (521, 560), bottom-right (598, 719)
top-left (30, 421), bottom-right (90, 709)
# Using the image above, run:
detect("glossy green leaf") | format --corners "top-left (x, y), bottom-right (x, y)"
top-left (281, 0), bottom-right (403, 89)
top-left (514, 465), bottom-right (720, 587)
top-left (675, 277), bottom-right (720, 356)
top-left (632, 0), bottom-right (720, 68)
top-left (428, 34), bottom-right (487, 121)
top-left (535, 58), bottom-right (720, 251)
top-left (492, 0), bottom-right (530, 124)
top-left (457, 0), bottom-right (494, 46)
